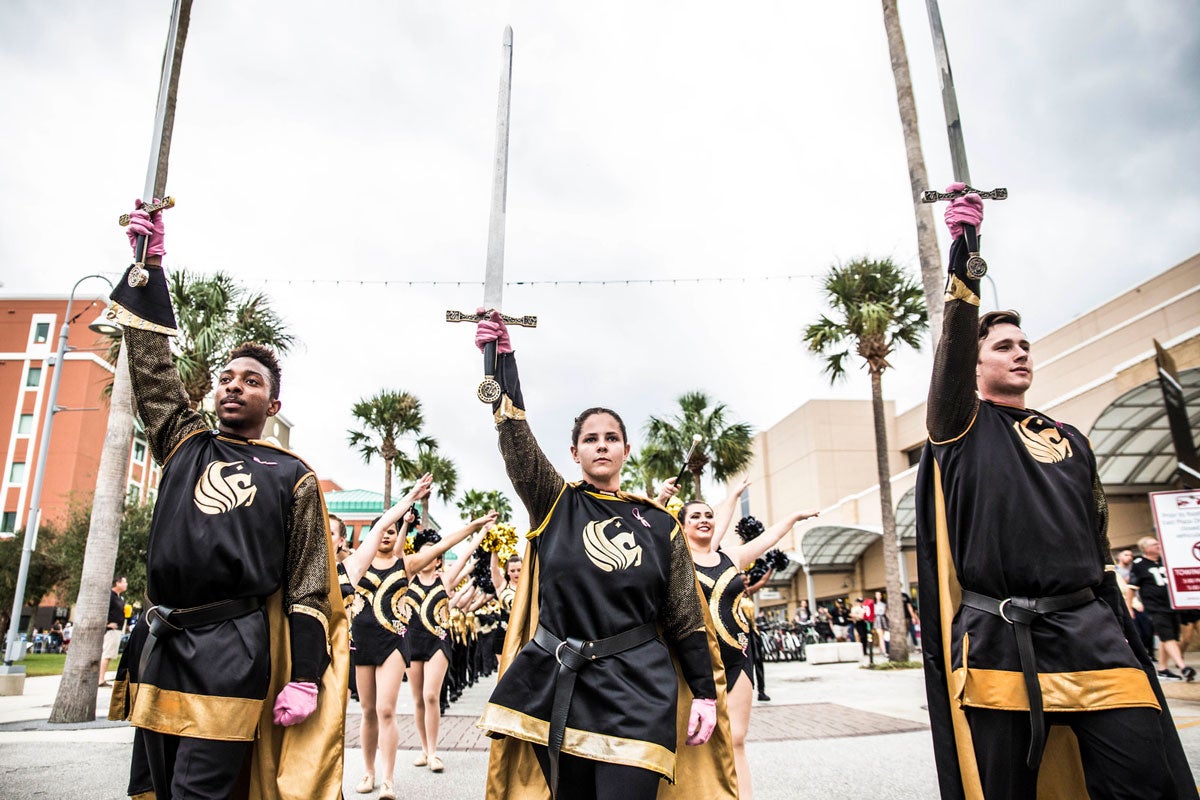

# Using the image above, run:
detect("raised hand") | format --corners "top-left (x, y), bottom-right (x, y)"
top-left (943, 182), bottom-right (983, 240)
top-left (405, 473), bottom-right (434, 504)
top-left (474, 308), bottom-right (512, 354)
top-left (125, 198), bottom-right (167, 257)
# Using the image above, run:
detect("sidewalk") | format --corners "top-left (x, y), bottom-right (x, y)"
top-left (2, 655), bottom-right (1199, 799)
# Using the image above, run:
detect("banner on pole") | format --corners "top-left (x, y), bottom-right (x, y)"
top-left (1149, 488), bottom-right (1200, 609)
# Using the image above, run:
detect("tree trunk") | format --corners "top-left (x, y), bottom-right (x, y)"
top-left (50, 0), bottom-right (191, 722)
top-left (690, 467), bottom-right (704, 503)
top-left (49, 345), bottom-right (135, 722)
top-left (383, 456), bottom-right (393, 509)
top-left (881, 0), bottom-right (944, 341)
top-left (869, 367), bottom-right (909, 663)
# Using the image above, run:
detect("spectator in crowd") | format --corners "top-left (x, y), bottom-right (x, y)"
top-left (99, 576), bottom-right (127, 687)
top-left (850, 598), bottom-right (869, 655)
top-left (793, 599), bottom-right (812, 625)
top-left (831, 598), bottom-right (851, 642)
top-left (1114, 549), bottom-right (1134, 583)
top-left (1126, 536), bottom-right (1195, 682)
top-left (814, 606), bottom-right (834, 643)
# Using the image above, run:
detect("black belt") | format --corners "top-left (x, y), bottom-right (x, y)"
top-left (532, 622), bottom-right (659, 798)
top-left (138, 597), bottom-right (264, 681)
top-left (960, 587), bottom-right (1094, 769)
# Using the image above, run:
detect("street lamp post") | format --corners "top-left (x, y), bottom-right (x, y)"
top-left (2, 275), bottom-right (118, 668)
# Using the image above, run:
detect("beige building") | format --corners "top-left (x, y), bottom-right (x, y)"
top-left (740, 254), bottom-right (1200, 619)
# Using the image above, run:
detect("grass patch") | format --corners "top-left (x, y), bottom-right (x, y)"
top-left (22, 653), bottom-right (67, 677)
top-left (862, 660), bottom-right (922, 671)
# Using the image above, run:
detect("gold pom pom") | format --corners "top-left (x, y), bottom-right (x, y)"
top-left (665, 496), bottom-right (684, 516)
top-left (481, 521), bottom-right (519, 557)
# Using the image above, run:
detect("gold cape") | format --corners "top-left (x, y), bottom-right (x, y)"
top-left (481, 527), bottom-right (738, 799)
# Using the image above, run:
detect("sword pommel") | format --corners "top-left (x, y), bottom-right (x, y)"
top-left (445, 309), bottom-right (537, 328)
top-left (920, 186), bottom-right (1007, 204)
top-left (118, 196), bottom-right (176, 226)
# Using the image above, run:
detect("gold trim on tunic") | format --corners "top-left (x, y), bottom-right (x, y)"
top-left (128, 684), bottom-right (263, 741)
top-left (956, 666), bottom-right (1159, 712)
top-left (478, 703), bottom-right (676, 779)
top-left (944, 275), bottom-right (981, 306)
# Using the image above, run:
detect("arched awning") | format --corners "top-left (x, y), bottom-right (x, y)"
top-left (894, 488), bottom-right (917, 551)
top-left (1090, 367), bottom-right (1200, 492)
top-left (798, 524), bottom-right (882, 573)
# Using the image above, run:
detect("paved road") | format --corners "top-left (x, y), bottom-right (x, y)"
top-left (3, 655), bottom-right (1199, 799)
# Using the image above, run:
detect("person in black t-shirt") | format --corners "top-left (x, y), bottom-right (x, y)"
top-left (99, 576), bottom-right (127, 686)
top-left (1126, 536), bottom-right (1195, 682)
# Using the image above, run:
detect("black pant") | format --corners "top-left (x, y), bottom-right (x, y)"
top-left (965, 706), bottom-right (1176, 800)
top-left (750, 633), bottom-right (766, 692)
top-left (531, 745), bottom-right (661, 800)
top-left (131, 728), bottom-right (253, 800)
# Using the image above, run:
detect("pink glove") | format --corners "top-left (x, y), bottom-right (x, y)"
top-left (685, 697), bottom-right (717, 746)
top-left (943, 182), bottom-right (983, 240)
top-left (272, 681), bottom-right (318, 726)
top-left (474, 307), bottom-right (512, 354)
top-left (125, 198), bottom-right (167, 258)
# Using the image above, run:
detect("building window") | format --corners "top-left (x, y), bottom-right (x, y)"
top-left (133, 441), bottom-right (147, 462)
top-left (17, 414), bottom-right (34, 435)
top-left (127, 485), bottom-right (141, 503)
top-left (8, 463), bottom-right (26, 484)
top-left (33, 323), bottom-right (50, 344)
top-left (1, 512), bottom-right (16, 533)
top-left (26, 367), bottom-right (42, 388)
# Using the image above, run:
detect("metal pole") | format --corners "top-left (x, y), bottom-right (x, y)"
top-left (4, 275), bottom-right (114, 665)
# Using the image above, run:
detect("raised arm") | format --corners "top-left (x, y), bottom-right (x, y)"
top-left (744, 567), bottom-right (774, 596)
top-left (710, 478), bottom-right (750, 551)
top-left (723, 508), bottom-right (818, 570)
top-left (443, 545), bottom-right (480, 590)
top-left (108, 205), bottom-right (205, 462)
top-left (475, 312), bottom-right (566, 526)
top-left (341, 475), bottom-right (432, 587)
top-left (927, 186), bottom-right (984, 443)
top-left (405, 510), bottom-right (498, 576)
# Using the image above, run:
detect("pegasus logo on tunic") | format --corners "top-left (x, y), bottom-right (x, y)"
top-left (1013, 416), bottom-right (1073, 464)
top-left (193, 460), bottom-right (258, 514)
top-left (582, 517), bottom-right (643, 572)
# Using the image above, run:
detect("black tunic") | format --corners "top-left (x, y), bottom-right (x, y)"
top-left (350, 559), bottom-right (409, 667)
top-left (694, 552), bottom-right (751, 689)
top-left (406, 574), bottom-right (452, 662)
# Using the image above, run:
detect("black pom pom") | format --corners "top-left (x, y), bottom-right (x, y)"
top-left (472, 555), bottom-right (496, 596)
top-left (747, 558), bottom-right (769, 583)
top-left (766, 549), bottom-right (790, 572)
top-left (412, 530), bottom-right (442, 551)
top-left (736, 516), bottom-right (765, 543)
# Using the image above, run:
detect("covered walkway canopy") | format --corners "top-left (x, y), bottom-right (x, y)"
top-left (798, 524), bottom-right (882, 573)
top-left (1091, 367), bottom-right (1200, 493)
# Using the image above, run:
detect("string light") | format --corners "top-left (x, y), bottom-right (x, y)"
top-left (259, 273), bottom-right (822, 289)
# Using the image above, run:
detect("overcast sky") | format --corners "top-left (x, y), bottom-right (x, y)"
top-left (2, 2), bottom-right (1197, 528)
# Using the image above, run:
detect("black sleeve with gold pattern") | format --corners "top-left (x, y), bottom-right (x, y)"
top-left (123, 327), bottom-right (206, 464)
top-left (674, 630), bottom-right (716, 700)
top-left (662, 531), bottom-right (708, 643)
top-left (286, 473), bottom-right (333, 683)
top-left (926, 236), bottom-right (982, 444)
top-left (493, 354), bottom-right (565, 528)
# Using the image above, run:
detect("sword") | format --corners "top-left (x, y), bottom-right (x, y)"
top-left (122, 0), bottom-right (185, 289)
top-left (918, 0), bottom-right (1005, 280)
top-left (446, 26), bottom-right (537, 403)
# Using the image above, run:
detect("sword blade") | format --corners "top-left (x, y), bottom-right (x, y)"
top-left (483, 26), bottom-right (513, 311)
top-left (925, 0), bottom-right (971, 185)
top-left (143, 0), bottom-right (185, 201)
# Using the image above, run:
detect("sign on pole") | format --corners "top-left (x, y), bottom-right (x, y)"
top-left (1149, 488), bottom-right (1200, 609)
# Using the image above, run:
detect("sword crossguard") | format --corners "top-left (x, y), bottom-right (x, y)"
top-left (920, 186), bottom-right (1007, 204)
top-left (118, 196), bottom-right (176, 226)
top-left (445, 309), bottom-right (538, 328)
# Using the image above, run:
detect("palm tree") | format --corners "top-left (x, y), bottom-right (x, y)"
top-left (621, 447), bottom-right (664, 498)
top-left (456, 489), bottom-right (513, 523)
top-left (404, 443), bottom-right (459, 505)
top-left (51, 0), bottom-right (194, 724)
top-left (644, 392), bottom-right (754, 502)
top-left (881, 0), bottom-right (944, 338)
top-left (348, 390), bottom-right (428, 508)
top-left (804, 257), bottom-right (927, 662)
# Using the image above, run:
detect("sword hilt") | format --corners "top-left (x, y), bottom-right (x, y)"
top-left (118, 196), bottom-right (176, 226)
top-left (920, 186), bottom-right (1007, 204)
top-left (445, 309), bottom-right (538, 328)
top-left (479, 341), bottom-right (502, 404)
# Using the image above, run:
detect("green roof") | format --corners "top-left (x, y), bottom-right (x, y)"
top-left (324, 489), bottom-right (384, 515)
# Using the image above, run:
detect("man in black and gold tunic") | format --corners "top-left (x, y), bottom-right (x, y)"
top-left (916, 185), bottom-right (1195, 799)
top-left (107, 202), bottom-right (347, 800)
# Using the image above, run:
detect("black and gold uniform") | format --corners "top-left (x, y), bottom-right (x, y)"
top-left (916, 236), bottom-right (1196, 799)
top-left (479, 353), bottom-right (737, 800)
top-left (106, 301), bottom-right (346, 799)
top-left (694, 552), bottom-right (751, 690)
top-left (493, 582), bottom-right (516, 657)
top-left (407, 575), bottom-right (453, 663)
top-left (351, 560), bottom-right (410, 666)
